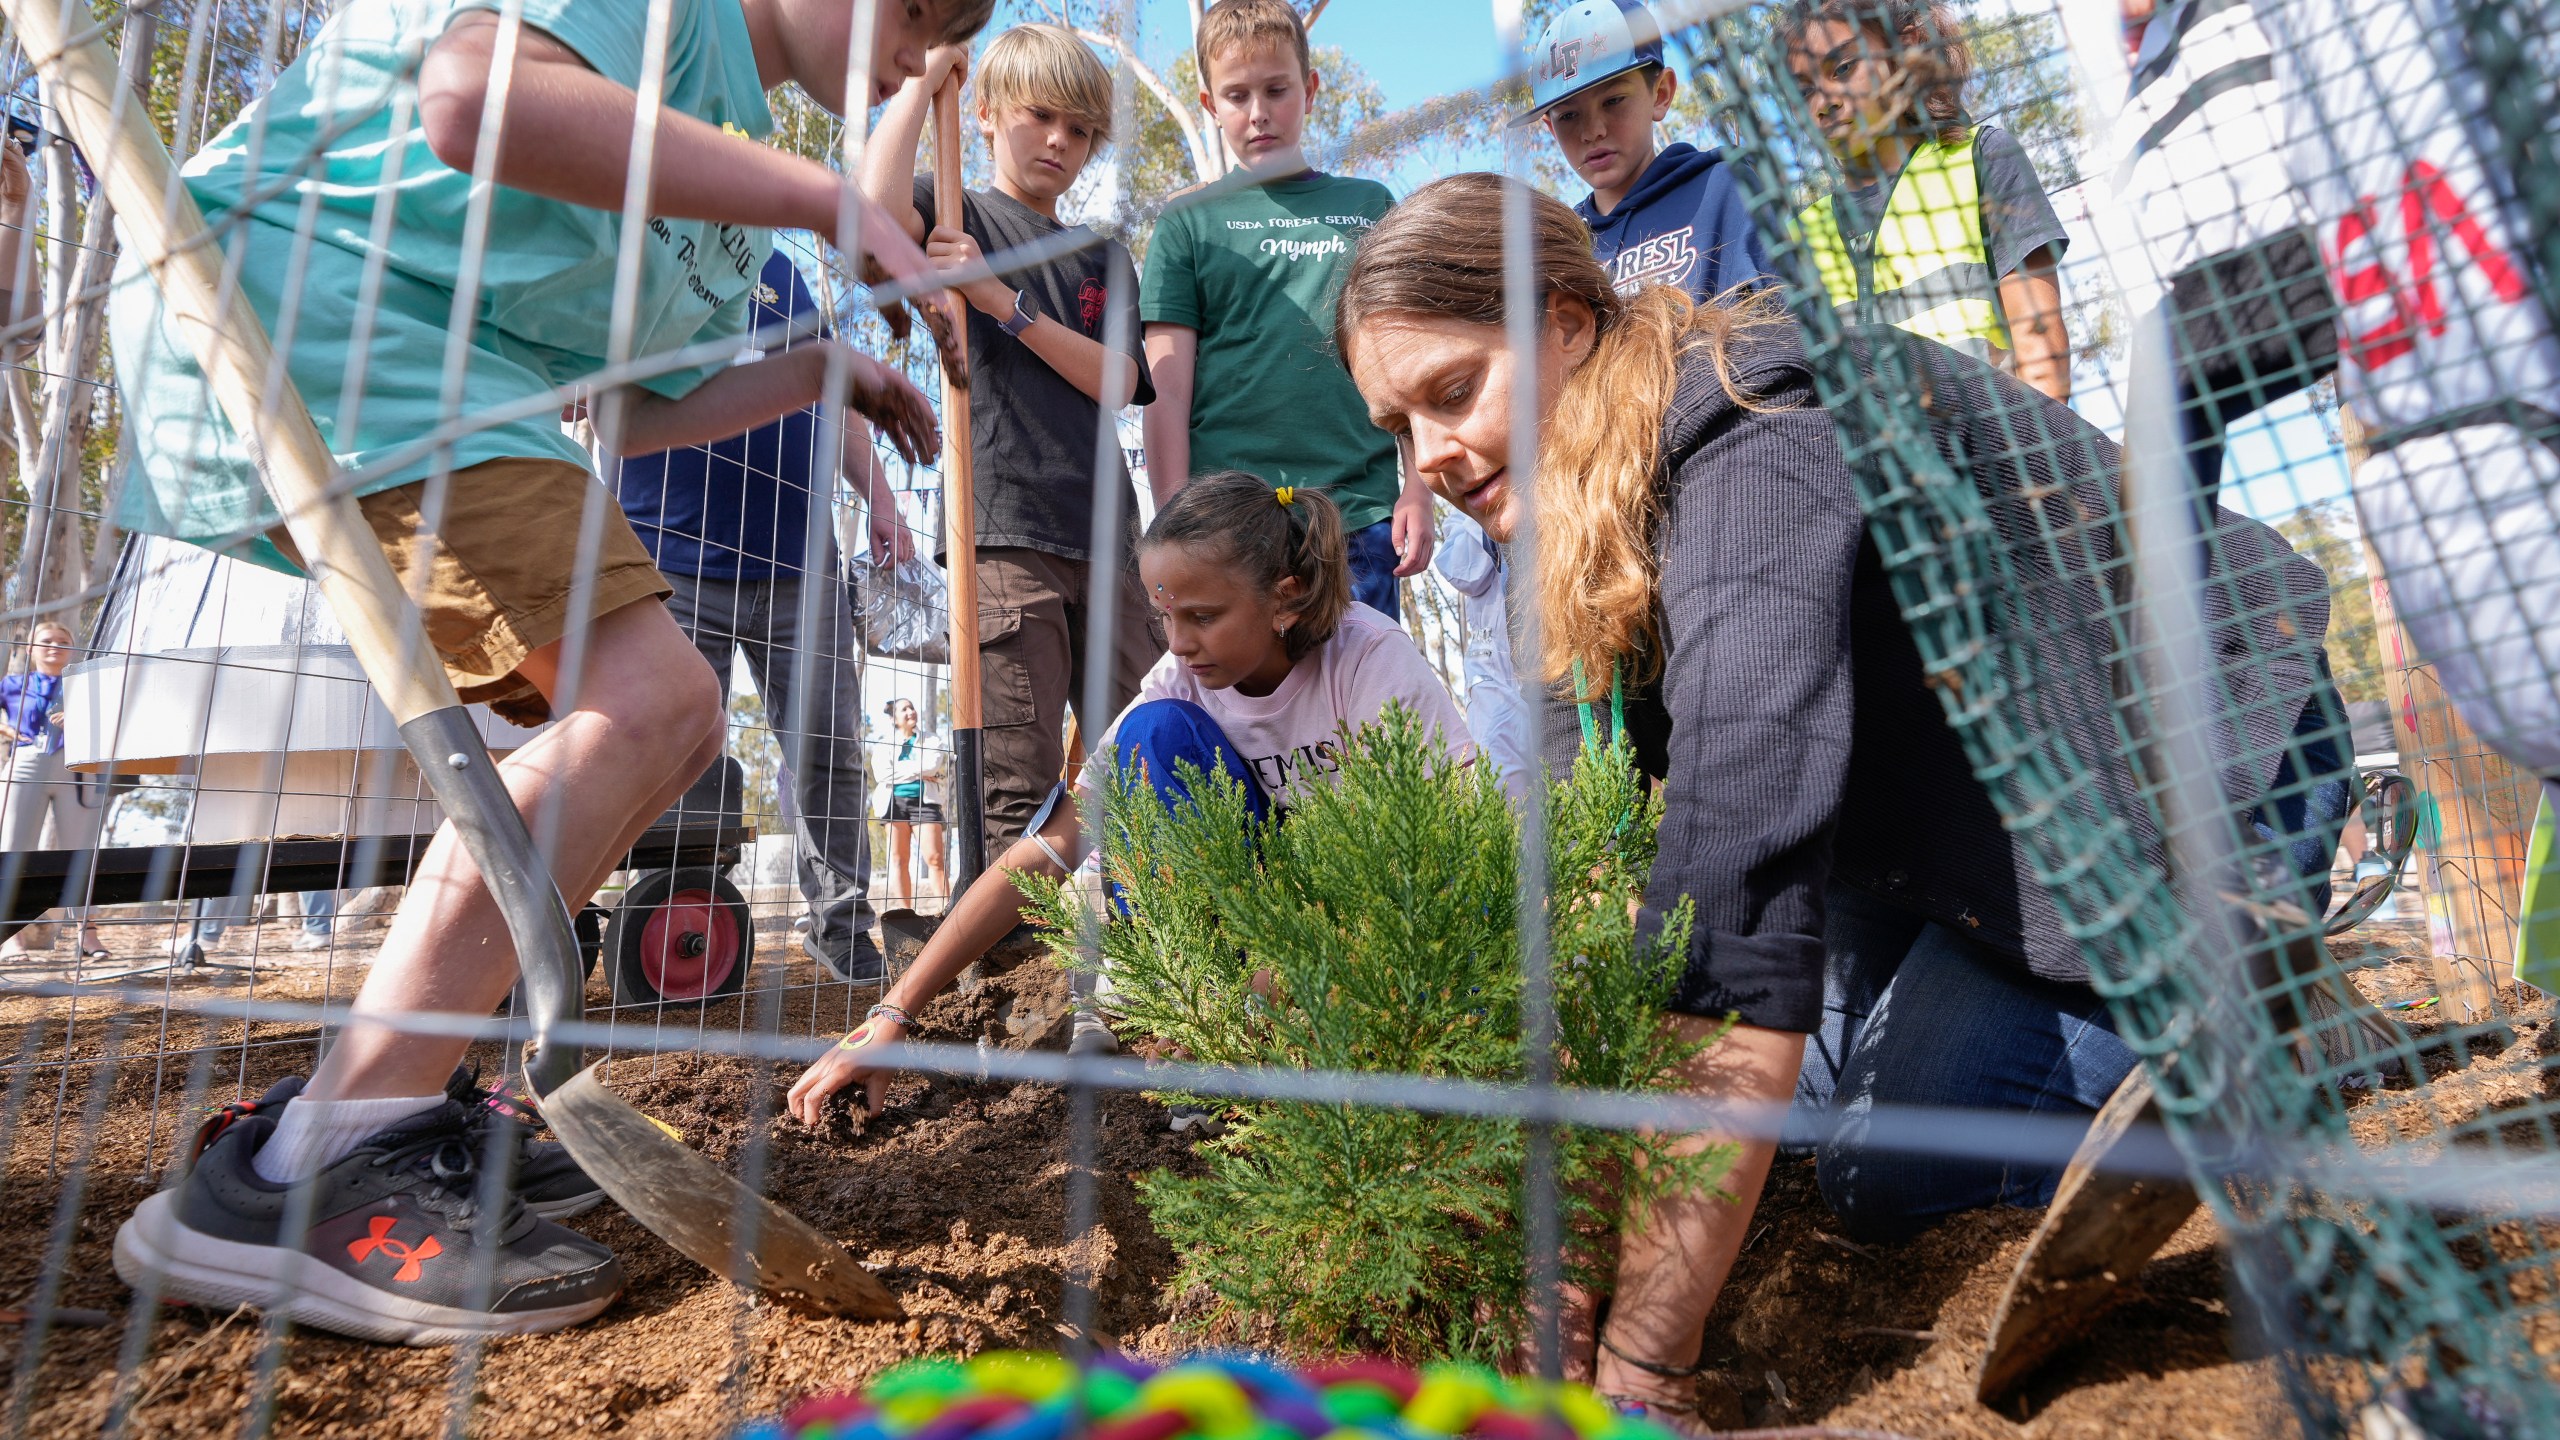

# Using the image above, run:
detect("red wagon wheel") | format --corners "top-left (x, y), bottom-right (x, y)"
top-left (607, 866), bottom-right (754, 1005)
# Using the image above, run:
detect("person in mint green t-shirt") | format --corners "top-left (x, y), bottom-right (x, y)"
top-left (1139, 0), bottom-right (1434, 619)
top-left (102, 0), bottom-right (991, 1347)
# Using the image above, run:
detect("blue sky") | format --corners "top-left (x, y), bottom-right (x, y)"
top-left (1134, 0), bottom-right (1506, 106)
top-left (2224, 399), bottom-right (2352, 520)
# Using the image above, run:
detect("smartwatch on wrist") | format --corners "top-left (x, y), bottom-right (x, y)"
top-left (998, 288), bottom-right (1039, 338)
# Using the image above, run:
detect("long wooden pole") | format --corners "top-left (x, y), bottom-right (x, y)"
top-left (934, 78), bottom-right (987, 892)
top-left (2366, 543), bottom-right (2517, 1024)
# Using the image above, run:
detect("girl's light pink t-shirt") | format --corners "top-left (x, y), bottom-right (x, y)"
top-left (1090, 604), bottom-right (1475, 811)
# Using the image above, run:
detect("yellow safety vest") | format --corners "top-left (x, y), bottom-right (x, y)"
top-left (1797, 132), bottom-right (2009, 354)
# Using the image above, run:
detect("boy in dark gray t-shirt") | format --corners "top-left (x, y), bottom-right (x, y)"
top-left (859, 25), bottom-right (1159, 850)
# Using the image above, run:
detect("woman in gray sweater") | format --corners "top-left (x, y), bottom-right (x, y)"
top-left (1338, 173), bottom-right (2328, 1422)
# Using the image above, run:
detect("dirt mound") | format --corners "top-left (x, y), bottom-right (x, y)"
top-left (0, 934), bottom-right (2288, 1438)
top-left (1698, 1163), bottom-right (2289, 1438)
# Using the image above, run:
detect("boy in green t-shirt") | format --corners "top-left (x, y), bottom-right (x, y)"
top-left (105, 0), bottom-right (988, 1345)
top-left (1139, 0), bottom-right (1433, 618)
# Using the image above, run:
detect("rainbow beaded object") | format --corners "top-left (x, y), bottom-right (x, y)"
top-left (741, 1352), bottom-right (1687, 1440)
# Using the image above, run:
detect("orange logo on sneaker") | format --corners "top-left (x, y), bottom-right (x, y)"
top-left (347, 1215), bottom-right (443, 1282)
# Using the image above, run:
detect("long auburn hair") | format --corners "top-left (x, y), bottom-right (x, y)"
top-left (1335, 173), bottom-right (1787, 702)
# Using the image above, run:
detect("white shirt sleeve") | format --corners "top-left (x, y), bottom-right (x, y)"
top-left (1433, 515), bottom-right (1500, 598)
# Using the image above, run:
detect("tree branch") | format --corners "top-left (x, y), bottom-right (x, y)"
top-left (1075, 26), bottom-right (1216, 184)
top-left (1314, 80), bottom-right (1511, 175)
top-left (1185, 0), bottom-right (1229, 175)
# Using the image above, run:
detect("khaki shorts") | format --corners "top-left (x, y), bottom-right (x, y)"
top-left (271, 457), bottom-right (671, 726)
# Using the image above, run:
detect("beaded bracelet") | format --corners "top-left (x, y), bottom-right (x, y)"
top-left (832, 1004), bottom-right (914, 1052)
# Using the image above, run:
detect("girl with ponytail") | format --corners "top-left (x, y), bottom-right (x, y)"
top-left (790, 472), bottom-right (1471, 1121)
top-left (1336, 173), bottom-right (2264, 1424)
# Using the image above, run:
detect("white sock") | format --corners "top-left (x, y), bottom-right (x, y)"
top-left (253, 1092), bottom-right (446, 1185)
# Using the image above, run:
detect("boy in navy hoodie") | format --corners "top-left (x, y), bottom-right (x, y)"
top-left (1519, 1), bottom-right (1774, 299)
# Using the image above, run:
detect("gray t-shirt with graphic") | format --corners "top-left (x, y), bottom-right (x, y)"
top-left (914, 179), bottom-right (1154, 562)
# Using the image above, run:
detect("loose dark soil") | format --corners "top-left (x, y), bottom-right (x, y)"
top-left (8, 911), bottom-right (2522, 1438)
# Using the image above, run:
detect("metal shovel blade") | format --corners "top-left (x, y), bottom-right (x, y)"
top-left (541, 1063), bottom-right (905, 1320)
top-left (1974, 1068), bottom-right (2197, 1403)
top-left (878, 907), bottom-right (939, 968)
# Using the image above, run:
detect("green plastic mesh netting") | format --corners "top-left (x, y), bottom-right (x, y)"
top-left (1650, 0), bottom-right (2560, 1430)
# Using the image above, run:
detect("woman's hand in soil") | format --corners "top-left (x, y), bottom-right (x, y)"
top-left (788, 1014), bottom-right (904, 1123)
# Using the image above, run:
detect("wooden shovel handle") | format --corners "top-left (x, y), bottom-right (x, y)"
top-left (3, 0), bottom-right (452, 723)
top-left (933, 76), bottom-right (982, 732)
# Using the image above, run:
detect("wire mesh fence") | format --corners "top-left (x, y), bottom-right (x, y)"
top-left (0, 0), bottom-right (2550, 1435)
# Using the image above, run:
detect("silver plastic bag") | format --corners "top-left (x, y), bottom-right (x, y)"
top-left (850, 553), bottom-right (951, 664)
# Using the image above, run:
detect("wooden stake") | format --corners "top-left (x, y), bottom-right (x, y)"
top-left (2366, 561), bottom-right (2524, 1022)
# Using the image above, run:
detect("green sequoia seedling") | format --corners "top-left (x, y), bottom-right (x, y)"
top-left (1018, 703), bottom-right (1734, 1361)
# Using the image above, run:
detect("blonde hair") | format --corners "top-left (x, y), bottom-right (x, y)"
top-left (1196, 0), bottom-right (1311, 88)
top-left (1335, 173), bottom-right (1788, 702)
top-left (977, 22), bottom-right (1114, 144)
top-left (10, 622), bottom-right (72, 673)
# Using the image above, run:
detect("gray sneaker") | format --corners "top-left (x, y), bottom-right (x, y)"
top-left (444, 1068), bottom-right (607, 1220)
top-left (184, 1074), bottom-right (306, 1158)
top-left (115, 1101), bottom-right (622, 1344)
top-left (193, 1072), bottom-right (606, 1221)
top-left (805, 930), bottom-right (887, 987)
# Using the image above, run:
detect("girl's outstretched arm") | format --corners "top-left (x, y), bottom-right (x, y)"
top-left (786, 802), bottom-right (1087, 1122)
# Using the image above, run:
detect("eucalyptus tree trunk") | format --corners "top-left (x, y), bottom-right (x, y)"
top-left (1186, 0), bottom-right (1229, 175)
top-left (6, 11), bottom-right (150, 622)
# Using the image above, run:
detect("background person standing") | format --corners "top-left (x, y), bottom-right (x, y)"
top-left (870, 697), bottom-right (951, 911)
top-left (1784, 0), bottom-right (2075, 400)
top-left (610, 250), bottom-right (910, 985)
top-left (0, 622), bottom-right (108, 960)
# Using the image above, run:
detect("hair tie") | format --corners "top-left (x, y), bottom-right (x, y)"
top-left (1274, 486), bottom-right (1295, 507)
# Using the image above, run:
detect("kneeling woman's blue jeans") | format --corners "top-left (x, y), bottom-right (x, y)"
top-left (1790, 883), bottom-right (2140, 1243)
